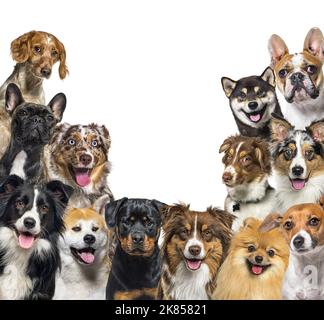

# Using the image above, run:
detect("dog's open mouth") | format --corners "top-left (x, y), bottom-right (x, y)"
top-left (69, 166), bottom-right (92, 187)
top-left (290, 178), bottom-right (308, 190)
top-left (16, 231), bottom-right (38, 249)
top-left (185, 259), bottom-right (202, 271)
top-left (70, 247), bottom-right (96, 264)
top-left (242, 104), bottom-right (267, 123)
top-left (246, 260), bottom-right (271, 275)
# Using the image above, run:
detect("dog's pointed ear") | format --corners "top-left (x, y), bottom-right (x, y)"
top-left (104, 197), bottom-right (128, 228)
top-left (241, 217), bottom-right (259, 230)
top-left (46, 181), bottom-right (74, 206)
top-left (258, 212), bottom-right (283, 233)
top-left (268, 34), bottom-right (289, 68)
top-left (10, 30), bottom-right (36, 63)
top-left (221, 77), bottom-right (236, 98)
top-left (269, 114), bottom-right (293, 142)
top-left (306, 119), bottom-right (324, 143)
top-left (304, 27), bottom-right (324, 62)
top-left (48, 93), bottom-right (66, 122)
top-left (261, 67), bottom-right (276, 87)
top-left (0, 175), bottom-right (24, 195)
top-left (5, 83), bottom-right (24, 114)
top-left (53, 36), bottom-right (68, 79)
top-left (92, 195), bottom-right (111, 216)
top-left (319, 195), bottom-right (324, 209)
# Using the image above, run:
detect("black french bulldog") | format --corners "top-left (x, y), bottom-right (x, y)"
top-left (105, 198), bottom-right (165, 300)
top-left (0, 83), bottom-right (66, 183)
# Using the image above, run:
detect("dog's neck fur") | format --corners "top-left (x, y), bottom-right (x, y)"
top-left (226, 174), bottom-right (270, 204)
top-left (0, 62), bottom-right (44, 105)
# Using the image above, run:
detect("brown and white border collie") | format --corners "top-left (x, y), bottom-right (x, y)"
top-left (157, 203), bottom-right (234, 300)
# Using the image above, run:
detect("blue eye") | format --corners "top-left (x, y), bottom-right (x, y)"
top-left (92, 140), bottom-right (98, 147)
top-left (68, 139), bottom-right (75, 146)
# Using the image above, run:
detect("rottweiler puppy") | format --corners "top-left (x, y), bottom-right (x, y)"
top-left (105, 198), bottom-right (165, 300)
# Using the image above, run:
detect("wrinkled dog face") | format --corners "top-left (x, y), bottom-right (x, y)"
top-left (49, 123), bottom-right (111, 188)
top-left (62, 208), bottom-right (108, 265)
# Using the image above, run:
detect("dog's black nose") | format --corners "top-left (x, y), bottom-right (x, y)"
top-left (293, 236), bottom-right (304, 249)
top-left (83, 234), bottom-right (96, 245)
top-left (80, 154), bottom-right (92, 166)
top-left (292, 166), bottom-right (304, 177)
top-left (189, 245), bottom-right (201, 256)
top-left (291, 72), bottom-right (304, 85)
top-left (41, 68), bottom-right (51, 77)
top-left (255, 255), bottom-right (263, 263)
top-left (132, 233), bottom-right (144, 244)
top-left (248, 101), bottom-right (258, 110)
top-left (24, 217), bottom-right (36, 229)
top-left (32, 116), bottom-right (43, 124)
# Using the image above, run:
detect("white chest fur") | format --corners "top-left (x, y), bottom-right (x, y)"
top-left (9, 150), bottom-right (27, 179)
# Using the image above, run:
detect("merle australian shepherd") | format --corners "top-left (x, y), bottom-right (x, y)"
top-left (0, 175), bottom-right (73, 300)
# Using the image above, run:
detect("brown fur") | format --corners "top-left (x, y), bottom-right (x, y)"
top-left (114, 288), bottom-right (157, 300)
top-left (213, 218), bottom-right (289, 300)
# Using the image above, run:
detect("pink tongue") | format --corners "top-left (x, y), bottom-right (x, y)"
top-left (252, 265), bottom-right (263, 275)
top-left (80, 252), bottom-right (95, 264)
top-left (75, 172), bottom-right (91, 187)
top-left (187, 259), bottom-right (202, 270)
top-left (292, 179), bottom-right (306, 190)
top-left (18, 234), bottom-right (35, 249)
top-left (250, 113), bottom-right (261, 122)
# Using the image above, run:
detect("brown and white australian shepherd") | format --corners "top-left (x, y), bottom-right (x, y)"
top-left (157, 203), bottom-right (234, 300)
top-left (44, 123), bottom-right (113, 208)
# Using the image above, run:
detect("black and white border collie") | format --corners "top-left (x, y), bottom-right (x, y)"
top-left (0, 175), bottom-right (73, 300)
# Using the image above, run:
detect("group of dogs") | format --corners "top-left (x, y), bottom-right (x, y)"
top-left (0, 27), bottom-right (324, 301)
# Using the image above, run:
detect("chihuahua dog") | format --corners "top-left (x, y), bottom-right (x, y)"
top-left (261, 204), bottom-right (324, 300)
top-left (213, 217), bottom-right (289, 300)
top-left (0, 83), bottom-right (66, 184)
top-left (269, 27), bottom-right (324, 129)
top-left (219, 135), bottom-right (276, 231)
top-left (221, 67), bottom-right (282, 137)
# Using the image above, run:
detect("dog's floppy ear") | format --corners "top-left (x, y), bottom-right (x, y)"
top-left (46, 180), bottom-right (74, 206)
top-left (48, 93), bottom-right (66, 122)
top-left (95, 124), bottom-right (111, 151)
top-left (10, 30), bottom-right (36, 63)
top-left (92, 194), bottom-right (111, 216)
top-left (5, 83), bottom-right (24, 114)
top-left (208, 207), bottom-right (235, 230)
top-left (269, 114), bottom-right (293, 142)
top-left (261, 67), bottom-right (276, 87)
top-left (53, 36), bottom-right (68, 79)
top-left (253, 138), bottom-right (271, 172)
top-left (105, 197), bottom-right (128, 228)
top-left (160, 203), bottom-right (189, 225)
top-left (219, 136), bottom-right (234, 154)
top-left (151, 200), bottom-right (167, 225)
top-left (306, 119), bottom-right (324, 143)
top-left (319, 195), bottom-right (324, 209)
top-left (258, 212), bottom-right (283, 233)
top-left (268, 34), bottom-right (289, 68)
top-left (221, 77), bottom-right (236, 98)
top-left (304, 27), bottom-right (324, 62)
top-left (0, 175), bottom-right (24, 195)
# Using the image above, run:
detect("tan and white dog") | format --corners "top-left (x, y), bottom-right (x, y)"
top-left (53, 203), bottom-right (110, 300)
top-left (268, 27), bottom-right (324, 129)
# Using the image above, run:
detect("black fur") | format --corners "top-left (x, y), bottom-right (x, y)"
top-left (105, 198), bottom-right (165, 300)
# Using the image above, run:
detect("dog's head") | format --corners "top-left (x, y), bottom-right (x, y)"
top-left (11, 30), bottom-right (68, 79)
top-left (269, 115), bottom-right (324, 190)
top-left (221, 67), bottom-right (278, 127)
top-left (0, 175), bottom-right (73, 250)
top-left (5, 83), bottom-right (66, 146)
top-left (229, 217), bottom-right (289, 277)
top-left (105, 198), bottom-right (164, 257)
top-left (161, 203), bottom-right (234, 273)
top-left (268, 27), bottom-right (324, 104)
top-left (62, 206), bottom-right (108, 265)
top-left (49, 123), bottom-right (111, 188)
top-left (260, 204), bottom-right (324, 255)
top-left (219, 135), bottom-right (271, 187)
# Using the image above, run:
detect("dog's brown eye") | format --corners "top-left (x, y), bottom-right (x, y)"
top-left (51, 50), bottom-right (58, 57)
top-left (278, 69), bottom-right (288, 78)
top-left (257, 90), bottom-right (265, 97)
top-left (239, 92), bottom-right (246, 99)
top-left (305, 150), bottom-right (314, 161)
top-left (268, 249), bottom-right (275, 257)
top-left (91, 140), bottom-right (98, 147)
top-left (15, 200), bottom-right (25, 210)
top-left (19, 109), bottom-right (28, 117)
top-left (306, 65), bottom-right (317, 75)
top-left (92, 226), bottom-right (99, 232)
top-left (39, 205), bottom-right (49, 214)
top-left (72, 226), bottom-right (81, 232)
top-left (284, 221), bottom-right (293, 230)
top-left (247, 245), bottom-right (256, 252)
top-left (309, 217), bottom-right (320, 226)
top-left (34, 46), bottom-right (41, 54)
top-left (68, 139), bottom-right (76, 146)
top-left (242, 156), bottom-right (252, 165)
top-left (203, 230), bottom-right (212, 240)
top-left (179, 228), bottom-right (188, 239)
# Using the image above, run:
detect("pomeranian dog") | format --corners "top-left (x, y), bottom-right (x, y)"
top-left (213, 217), bottom-right (289, 300)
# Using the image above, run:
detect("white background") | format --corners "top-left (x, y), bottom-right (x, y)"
top-left (1, 0), bottom-right (323, 210)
